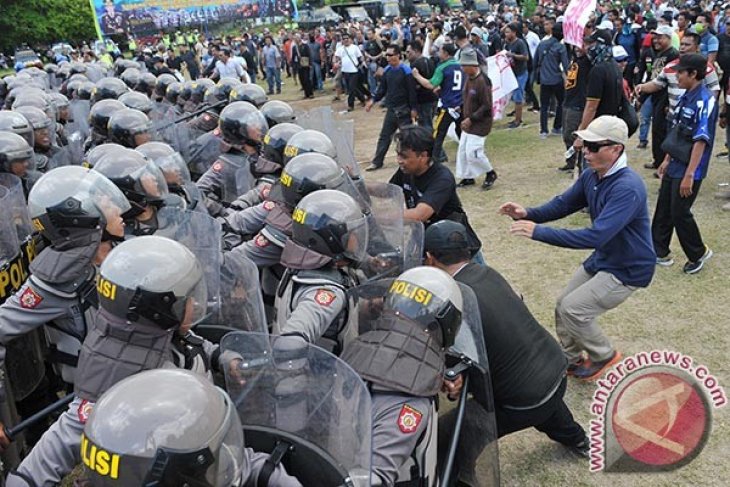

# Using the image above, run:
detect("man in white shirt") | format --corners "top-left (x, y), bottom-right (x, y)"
top-left (214, 47), bottom-right (245, 81)
top-left (335, 32), bottom-right (367, 111)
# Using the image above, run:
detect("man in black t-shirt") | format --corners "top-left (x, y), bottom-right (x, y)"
top-left (573, 29), bottom-right (623, 151)
top-left (388, 126), bottom-right (483, 256)
top-left (406, 40), bottom-right (438, 130)
top-left (505, 23), bottom-right (530, 128)
top-left (560, 45), bottom-right (593, 171)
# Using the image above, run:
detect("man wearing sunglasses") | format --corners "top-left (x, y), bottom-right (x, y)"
top-left (499, 116), bottom-right (655, 381)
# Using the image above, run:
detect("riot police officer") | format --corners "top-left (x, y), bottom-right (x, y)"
top-left (229, 82), bottom-right (268, 107)
top-left (118, 91), bottom-right (154, 115)
top-left (85, 99), bottom-right (126, 152)
top-left (106, 108), bottom-right (153, 148)
top-left (81, 369), bottom-right (302, 486)
top-left (136, 140), bottom-right (202, 210)
top-left (196, 101), bottom-right (267, 217)
top-left (0, 110), bottom-right (34, 149)
top-left (91, 77), bottom-right (128, 103)
top-left (0, 132), bottom-right (37, 197)
top-left (5, 235), bottom-right (215, 486)
top-left (282, 129), bottom-right (337, 166)
top-left (93, 148), bottom-right (170, 235)
top-left (273, 189), bottom-right (368, 355)
top-left (342, 266), bottom-right (464, 486)
top-left (13, 106), bottom-right (62, 172)
top-left (0, 166), bottom-right (129, 459)
top-left (225, 122), bottom-right (303, 214)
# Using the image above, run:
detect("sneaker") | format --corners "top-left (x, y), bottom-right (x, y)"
top-left (507, 120), bottom-right (523, 129)
top-left (567, 358), bottom-right (586, 376)
top-left (567, 436), bottom-right (590, 459)
top-left (482, 171), bottom-right (497, 190)
top-left (347, 107), bottom-right (354, 112)
top-left (656, 255), bottom-right (674, 267)
top-left (643, 162), bottom-right (657, 169)
top-left (457, 178), bottom-right (475, 187)
top-left (723, 201), bottom-right (730, 211)
top-left (506, 110), bottom-right (515, 117)
top-left (365, 163), bottom-right (382, 172)
top-left (528, 107), bottom-right (540, 113)
top-left (636, 141), bottom-right (648, 149)
top-left (714, 189), bottom-right (730, 199)
top-left (551, 128), bottom-right (563, 136)
top-left (539, 132), bottom-right (548, 139)
top-left (573, 351), bottom-right (622, 381)
top-left (557, 164), bottom-right (575, 172)
top-left (716, 151), bottom-right (729, 158)
top-left (683, 247), bottom-right (713, 274)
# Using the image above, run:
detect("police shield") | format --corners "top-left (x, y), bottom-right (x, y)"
top-left (196, 252), bottom-right (267, 343)
top-left (67, 99), bottom-right (91, 141)
top-left (153, 207), bottom-right (221, 316)
top-left (216, 152), bottom-right (254, 203)
top-left (222, 331), bottom-right (372, 487)
top-left (297, 106), bottom-right (358, 178)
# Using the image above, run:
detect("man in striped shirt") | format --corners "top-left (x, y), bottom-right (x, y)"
top-left (636, 31), bottom-right (720, 118)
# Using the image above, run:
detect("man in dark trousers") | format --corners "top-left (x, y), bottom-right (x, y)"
top-left (426, 221), bottom-right (589, 486)
top-left (406, 39), bottom-right (437, 130)
top-left (365, 44), bottom-right (417, 171)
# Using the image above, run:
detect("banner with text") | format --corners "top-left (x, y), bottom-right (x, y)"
top-left (563, 0), bottom-right (596, 48)
top-left (92, 0), bottom-right (297, 37)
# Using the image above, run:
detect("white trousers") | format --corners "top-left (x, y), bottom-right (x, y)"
top-left (455, 132), bottom-right (493, 179)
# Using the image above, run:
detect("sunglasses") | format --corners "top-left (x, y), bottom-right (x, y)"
top-left (584, 141), bottom-right (617, 153)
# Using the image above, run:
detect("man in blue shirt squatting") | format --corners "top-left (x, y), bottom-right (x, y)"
top-left (499, 116), bottom-right (656, 381)
top-left (652, 53), bottom-right (716, 275)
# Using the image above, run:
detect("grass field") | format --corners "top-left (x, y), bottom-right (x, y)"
top-left (275, 74), bottom-right (730, 486)
top-left (62, 74), bottom-right (729, 485)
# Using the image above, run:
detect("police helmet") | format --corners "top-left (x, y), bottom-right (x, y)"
top-left (0, 110), bottom-right (35, 148)
top-left (13, 106), bottom-right (52, 132)
top-left (83, 143), bottom-right (124, 169)
top-left (216, 78), bottom-right (244, 101)
top-left (282, 129), bottom-right (337, 165)
top-left (260, 100), bottom-right (294, 126)
top-left (384, 266), bottom-right (463, 349)
top-left (178, 81), bottom-right (195, 108)
top-left (291, 189), bottom-right (368, 262)
top-left (49, 92), bottom-right (70, 111)
top-left (82, 369), bottom-right (243, 484)
top-left (77, 81), bottom-right (96, 101)
top-left (0, 132), bottom-right (34, 176)
top-left (95, 236), bottom-right (206, 328)
top-left (69, 62), bottom-right (87, 75)
top-left (92, 78), bottom-right (129, 103)
top-left (64, 79), bottom-right (84, 100)
top-left (94, 148), bottom-right (169, 218)
top-left (107, 109), bottom-right (153, 148)
top-left (190, 78), bottom-right (215, 105)
top-left (89, 99), bottom-right (126, 139)
top-left (262, 122), bottom-right (303, 166)
top-left (135, 72), bottom-right (157, 96)
top-left (165, 81), bottom-right (183, 105)
top-left (218, 101), bottom-right (268, 148)
top-left (154, 74), bottom-right (177, 99)
top-left (43, 63), bottom-right (58, 75)
top-left (229, 83), bottom-right (268, 108)
top-left (120, 67), bottom-right (141, 89)
top-left (118, 91), bottom-right (153, 115)
top-left (136, 141), bottom-right (191, 190)
top-left (27, 166), bottom-right (130, 247)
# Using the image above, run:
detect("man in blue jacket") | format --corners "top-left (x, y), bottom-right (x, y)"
top-left (499, 116), bottom-right (655, 381)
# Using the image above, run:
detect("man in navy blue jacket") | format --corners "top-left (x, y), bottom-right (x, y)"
top-left (499, 116), bottom-right (655, 381)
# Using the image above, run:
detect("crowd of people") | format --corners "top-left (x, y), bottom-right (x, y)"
top-left (0, 0), bottom-right (726, 484)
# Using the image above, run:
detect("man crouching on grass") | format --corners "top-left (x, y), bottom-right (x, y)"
top-left (498, 116), bottom-right (656, 381)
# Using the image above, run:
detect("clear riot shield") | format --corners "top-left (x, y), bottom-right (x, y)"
top-left (156, 120), bottom-right (194, 166)
top-left (297, 106), bottom-right (359, 178)
top-left (0, 176), bottom-right (45, 404)
top-left (217, 152), bottom-right (254, 203)
top-left (153, 207), bottom-right (221, 318)
top-left (195, 252), bottom-right (267, 343)
top-left (351, 279), bottom-right (499, 486)
top-left (67, 99), bottom-right (90, 141)
top-left (403, 220), bottom-right (425, 271)
top-left (222, 332), bottom-right (372, 487)
top-left (361, 182), bottom-right (409, 279)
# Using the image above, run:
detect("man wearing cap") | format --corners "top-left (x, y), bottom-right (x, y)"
top-left (652, 53), bottom-right (716, 273)
top-left (573, 30), bottom-right (624, 151)
top-left (423, 221), bottom-right (589, 483)
top-left (456, 49), bottom-right (498, 189)
top-left (634, 25), bottom-right (679, 171)
top-left (499, 116), bottom-right (655, 380)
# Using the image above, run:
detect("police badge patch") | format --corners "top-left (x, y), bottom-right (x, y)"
top-left (254, 234), bottom-right (270, 248)
top-left (397, 404), bottom-right (423, 433)
top-left (19, 287), bottom-right (43, 309)
top-left (77, 399), bottom-right (93, 424)
top-left (314, 289), bottom-right (336, 307)
top-left (263, 200), bottom-right (275, 211)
